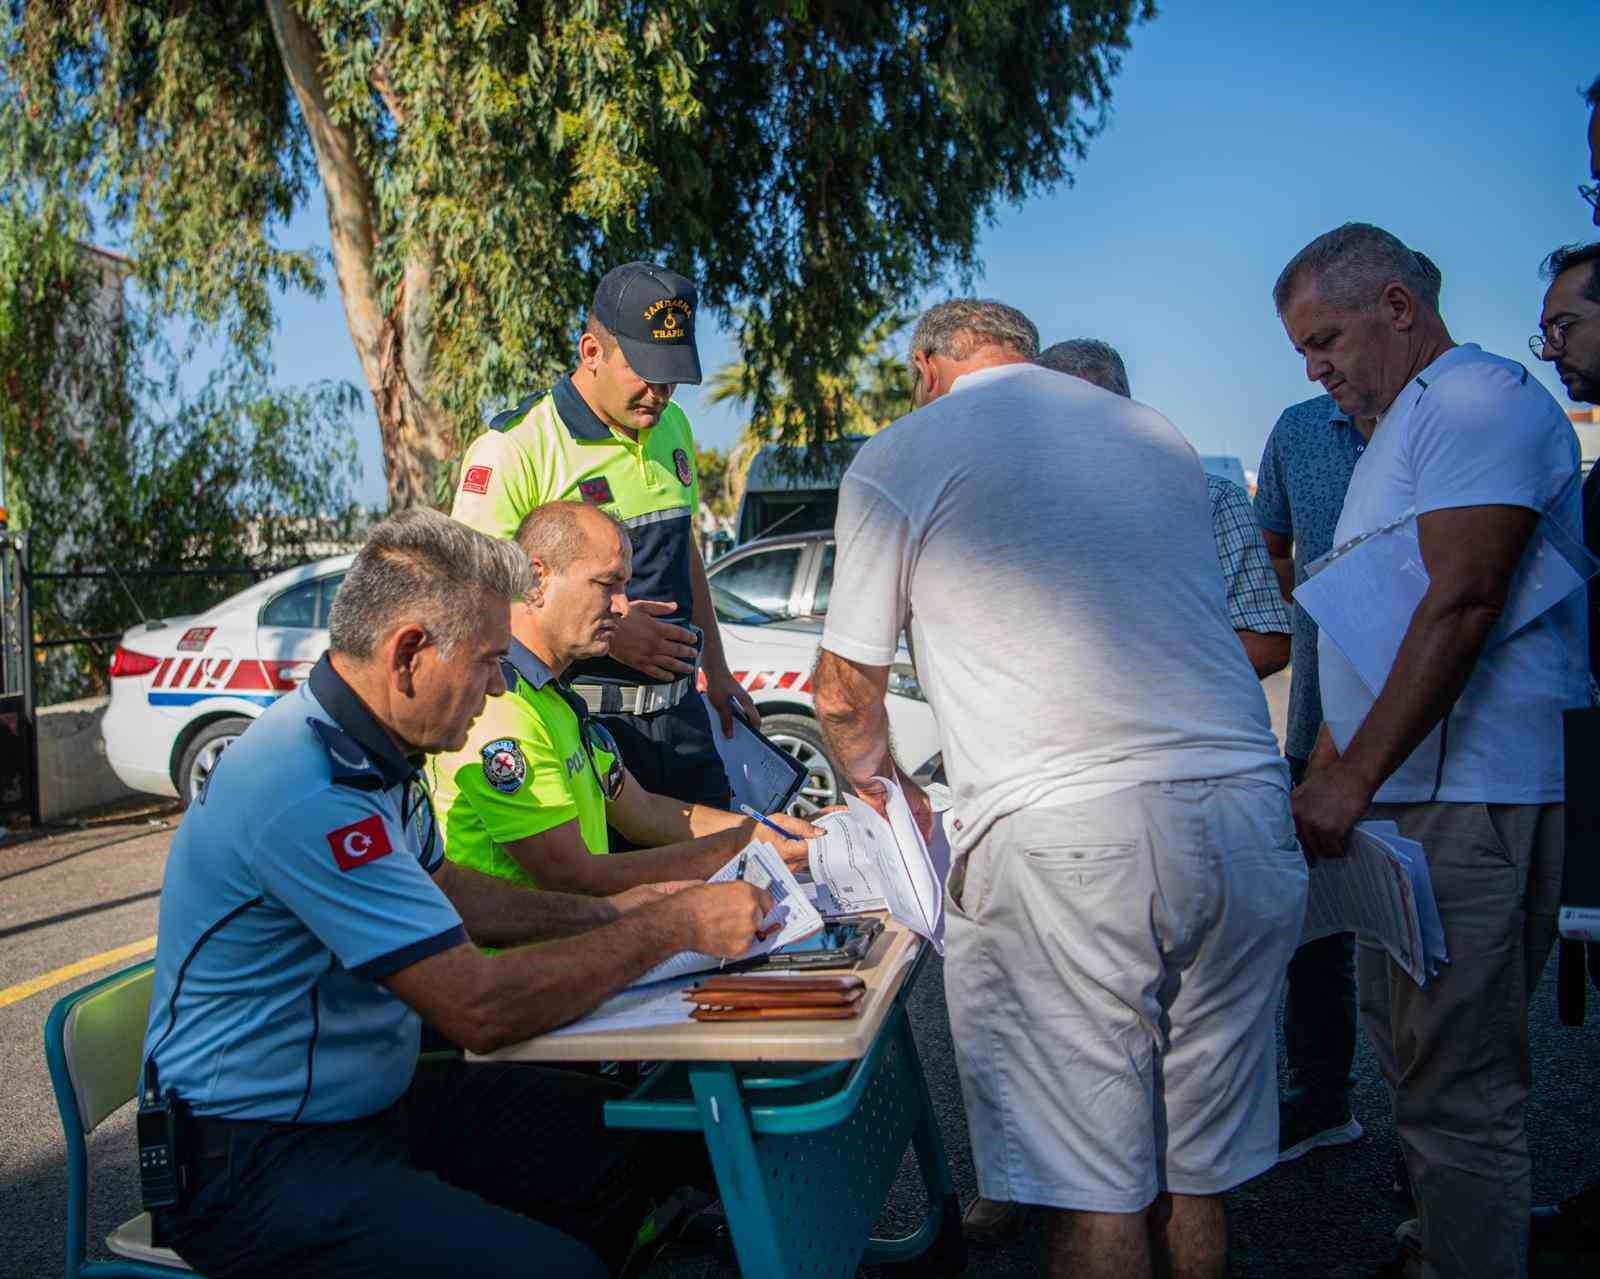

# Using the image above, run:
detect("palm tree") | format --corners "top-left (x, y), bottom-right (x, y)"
top-left (708, 315), bottom-right (911, 513)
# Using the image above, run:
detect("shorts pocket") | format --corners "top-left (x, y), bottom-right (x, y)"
top-left (949, 846), bottom-right (1000, 921)
top-left (1024, 842), bottom-right (1137, 889)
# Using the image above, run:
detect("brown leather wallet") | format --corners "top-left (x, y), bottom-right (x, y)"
top-left (686, 973), bottom-right (866, 1020)
top-left (692, 974), bottom-right (865, 996)
top-left (689, 1005), bottom-right (862, 1021)
top-left (686, 987), bottom-right (866, 1010)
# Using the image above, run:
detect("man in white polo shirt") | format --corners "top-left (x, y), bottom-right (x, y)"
top-left (812, 298), bottom-right (1307, 1279)
top-left (1278, 223), bottom-right (1587, 1279)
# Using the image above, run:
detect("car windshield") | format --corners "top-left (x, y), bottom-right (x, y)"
top-left (711, 582), bottom-right (777, 626)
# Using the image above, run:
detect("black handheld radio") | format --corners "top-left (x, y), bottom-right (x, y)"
top-left (136, 1060), bottom-right (193, 1212)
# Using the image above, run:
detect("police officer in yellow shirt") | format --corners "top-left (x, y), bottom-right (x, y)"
top-left (451, 263), bottom-right (751, 822)
top-left (428, 501), bottom-right (817, 901)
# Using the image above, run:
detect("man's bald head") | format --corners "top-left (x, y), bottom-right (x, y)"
top-left (511, 501), bottom-right (631, 672)
top-left (514, 501), bottom-right (628, 576)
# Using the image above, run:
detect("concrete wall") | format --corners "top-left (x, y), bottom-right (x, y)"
top-left (37, 696), bottom-right (139, 821)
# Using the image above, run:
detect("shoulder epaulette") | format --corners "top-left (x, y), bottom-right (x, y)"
top-left (487, 390), bottom-right (548, 433)
top-left (307, 718), bottom-right (386, 791)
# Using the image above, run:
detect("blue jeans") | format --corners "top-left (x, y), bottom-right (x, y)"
top-left (1283, 755), bottom-right (1357, 1117)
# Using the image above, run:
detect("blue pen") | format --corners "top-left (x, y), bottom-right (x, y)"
top-left (738, 803), bottom-right (793, 841)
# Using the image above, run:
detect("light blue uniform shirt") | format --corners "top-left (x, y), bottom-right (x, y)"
top-left (141, 655), bottom-right (467, 1122)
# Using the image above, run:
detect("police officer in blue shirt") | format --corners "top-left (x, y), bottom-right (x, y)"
top-left (141, 509), bottom-right (772, 1279)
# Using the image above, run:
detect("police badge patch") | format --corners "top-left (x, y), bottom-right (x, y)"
top-left (673, 447), bottom-right (693, 487)
top-left (481, 738), bottom-right (527, 794)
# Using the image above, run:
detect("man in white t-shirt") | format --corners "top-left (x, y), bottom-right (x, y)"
top-left (1276, 223), bottom-right (1587, 1279)
top-left (812, 298), bottom-right (1307, 1279)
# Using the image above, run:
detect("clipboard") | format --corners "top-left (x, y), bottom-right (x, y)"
top-left (702, 695), bottom-right (808, 813)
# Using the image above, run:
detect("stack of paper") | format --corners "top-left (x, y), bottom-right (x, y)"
top-left (804, 776), bottom-right (951, 953)
top-left (1301, 821), bottom-right (1447, 986)
top-left (1295, 510), bottom-right (1595, 696)
top-left (628, 841), bottom-right (822, 987)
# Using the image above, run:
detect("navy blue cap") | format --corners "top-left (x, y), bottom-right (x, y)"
top-left (592, 262), bottom-right (702, 386)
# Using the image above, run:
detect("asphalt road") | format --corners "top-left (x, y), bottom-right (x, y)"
top-left (3, 671), bottom-right (1599, 1277)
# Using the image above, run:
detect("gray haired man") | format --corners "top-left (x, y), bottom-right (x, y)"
top-left (815, 299), bottom-right (1306, 1279)
top-left (142, 508), bottom-right (771, 1279)
top-left (1037, 339), bottom-right (1291, 680)
top-left (1278, 223), bottom-right (1586, 1279)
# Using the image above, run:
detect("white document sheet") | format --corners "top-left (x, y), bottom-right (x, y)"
top-left (701, 695), bottom-right (805, 814)
top-left (1301, 821), bottom-right (1448, 986)
top-left (547, 975), bottom-right (700, 1037)
top-left (627, 840), bottom-right (823, 987)
top-left (1294, 511), bottom-right (1594, 696)
top-left (801, 776), bottom-right (950, 952)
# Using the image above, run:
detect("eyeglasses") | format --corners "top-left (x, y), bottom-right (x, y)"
top-left (1581, 182), bottom-right (1600, 215)
top-left (1530, 315), bottom-right (1589, 359)
top-left (581, 717), bottom-right (626, 801)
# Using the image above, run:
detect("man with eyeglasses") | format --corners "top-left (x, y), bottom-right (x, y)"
top-left (1528, 238), bottom-right (1600, 1255)
top-left (429, 500), bottom-right (819, 901)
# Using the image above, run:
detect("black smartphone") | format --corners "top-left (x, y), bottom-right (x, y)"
top-left (756, 916), bottom-right (884, 970)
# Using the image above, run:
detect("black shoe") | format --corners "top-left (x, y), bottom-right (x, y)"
top-left (1531, 1178), bottom-right (1600, 1253)
top-left (1390, 1145), bottom-right (1412, 1202)
top-left (1278, 1105), bottom-right (1364, 1163)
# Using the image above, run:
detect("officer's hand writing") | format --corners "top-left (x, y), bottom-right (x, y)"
top-left (745, 811), bottom-right (823, 871)
top-left (676, 882), bottom-right (776, 958)
top-left (611, 881), bottom-right (696, 914)
top-left (1290, 761), bottom-right (1373, 863)
top-left (607, 599), bottom-right (698, 680)
top-left (705, 664), bottom-right (761, 737)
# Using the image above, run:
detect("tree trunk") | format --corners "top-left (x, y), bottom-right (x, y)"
top-left (264, 1), bottom-right (449, 511)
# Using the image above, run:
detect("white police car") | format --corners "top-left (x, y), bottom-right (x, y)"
top-left (103, 557), bottom-right (941, 815)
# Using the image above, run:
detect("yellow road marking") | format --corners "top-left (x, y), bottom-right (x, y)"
top-left (0, 935), bottom-right (157, 1010)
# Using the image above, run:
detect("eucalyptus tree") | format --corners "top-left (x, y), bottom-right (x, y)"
top-left (3, 1), bottom-right (1154, 509)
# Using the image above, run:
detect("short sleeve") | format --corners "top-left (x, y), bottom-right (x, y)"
top-left (1409, 364), bottom-right (1574, 518)
top-left (450, 430), bottom-right (537, 540)
top-left (1212, 479), bottom-right (1291, 634)
top-left (451, 707), bottom-right (580, 843)
top-left (252, 792), bottom-right (467, 982)
top-left (820, 471), bottom-right (914, 667)
top-left (1253, 420), bottom-right (1291, 535)
top-left (679, 419), bottom-right (701, 514)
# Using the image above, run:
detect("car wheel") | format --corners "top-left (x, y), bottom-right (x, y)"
top-left (761, 714), bottom-right (851, 819)
top-left (177, 717), bottom-right (252, 807)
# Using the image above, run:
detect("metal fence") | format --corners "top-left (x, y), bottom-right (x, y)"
top-left (0, 541), bottom-right (309, 826)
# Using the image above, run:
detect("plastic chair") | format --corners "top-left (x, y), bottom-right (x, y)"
top-left (43, 960), bottom-right (195, 1277)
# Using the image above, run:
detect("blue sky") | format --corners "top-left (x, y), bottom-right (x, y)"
top-left (215, 1), bottom-right (1600, 505)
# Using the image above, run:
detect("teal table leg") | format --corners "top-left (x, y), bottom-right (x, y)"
top-left (685, 1061), bottom-right (793, 1277)
top-left (862, 1008), bottom-right (968, 1273)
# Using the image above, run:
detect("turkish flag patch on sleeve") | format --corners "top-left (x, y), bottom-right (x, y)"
top-left (462, 465), bottom-right (493, 495)
top-left (326, 814), bottom-right (395, 871)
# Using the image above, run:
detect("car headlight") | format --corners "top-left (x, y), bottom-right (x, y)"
top-left (887, 663), bottom-right (925, 702)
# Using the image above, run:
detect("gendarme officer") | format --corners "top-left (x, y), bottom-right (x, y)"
top-left (451, 263), bottom-right (754, 826)
top-left (139, 510), bottom-right (771, 1279)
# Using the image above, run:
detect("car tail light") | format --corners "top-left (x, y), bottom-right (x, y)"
top-left (109, 647), bottom-right (161, 678)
